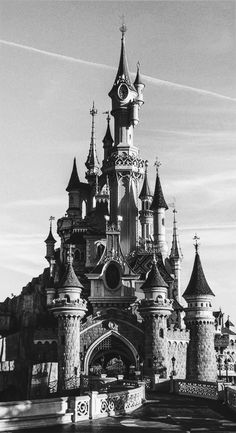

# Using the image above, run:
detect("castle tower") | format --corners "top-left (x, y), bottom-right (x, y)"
top-left (49, 249), bottom-right (87, 392)
top-left (66, 157), bottom-right (82, 219)
top-left (138, 257), bottom-right (173, 377)
top-left (169, 209), bottom-right (183, 301)
top-left (150, 160), bottom-right (168, 259)
top-left (103, 25), bottom-right (145, 255)
top-left (85, 102), bottom-right (100, 187)
top-left (44, 216), bottom-right (56, 264)
top-left (183, 236), bottom-right (217, 382)
top-left (139, 161), bottom-right (153, 243)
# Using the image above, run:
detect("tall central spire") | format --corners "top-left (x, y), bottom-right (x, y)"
top-left (85, 102), bottom-right (100, 181)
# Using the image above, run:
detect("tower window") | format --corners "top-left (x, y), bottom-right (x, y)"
top-left (162, 218), bottom-right (165, 226)
top-left (159, 328), bottom-right (164, 338)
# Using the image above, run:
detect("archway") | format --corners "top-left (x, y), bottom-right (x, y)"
top-left (83, 331), bottom-right (138, 376)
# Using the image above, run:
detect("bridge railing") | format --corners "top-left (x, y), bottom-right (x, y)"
top-left (174, 379), bottom-right (218, 400)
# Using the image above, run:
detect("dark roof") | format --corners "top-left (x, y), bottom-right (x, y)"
top-left (183, 252), bottom-right (215, 298)
top-left (109, 33), bottom-right (136, 93)
top-left (66, 158), bottom-right (81, 192)
top-left (139, 168), bottom-right (152, 199)
top-left (103, 119), bottom-right (114, 147)
top-left (141, 259), bottom-right (168, 290)
top-left (44, 228), bottom-right (56, 244)
top-left (150, 171), bottom-right (168, 210)
top-left (225, 318), bottom-right (234, 328)
top-left (221, 327), bottom-right (236, 336)
top-left (60, 263), bottom-right (84, 289)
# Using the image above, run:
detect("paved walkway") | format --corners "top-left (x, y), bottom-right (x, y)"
top-left (23, 393), bottom-right (236, 433)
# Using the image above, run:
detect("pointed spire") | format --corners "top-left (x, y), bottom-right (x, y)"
top-left (141, 256), bottom-right (168, 290)
top-left (134, 61), bottom-right (144, 87)
top-left (170, 209), bottom-right (183, 260)
top-left (85, 102), bottom-right (100, 177)
top-left (111, 23), bottom-right (135, 91)
top-left (60, 246), bottom-right (84, 289)
top-left (44, 216), bottom-right (56, 244)
top-left (183, 238), bottom-right (215, 298)
top-left (102, 111), bottom-right (114, 148)
top-left (66, 158), bottom-right (81, 192)
top-left (139, 161), bottom-right (152, 199)
top-left (150, 159), bottom-right (168, 210)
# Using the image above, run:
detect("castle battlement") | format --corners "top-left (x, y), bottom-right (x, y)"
top-left (167, 325), bottom-right (190, 342)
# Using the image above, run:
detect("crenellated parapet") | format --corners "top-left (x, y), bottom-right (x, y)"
top-left (167, 326), bottom-right (190, 343)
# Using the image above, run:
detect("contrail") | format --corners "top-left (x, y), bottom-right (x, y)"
top-left (1, 39), bottom-right (236, 103)
top-left (0, 39), bottom-right (115, 71)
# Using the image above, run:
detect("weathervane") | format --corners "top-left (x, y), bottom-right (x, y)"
top-left (193, 233), bottom-right (200, 253)
top-left (154, 157), bottom-right (161, 172)
top-left (120, 14), bottom-right (127, 38)
top-left (103, 110), bottom-right (110, 122)
top-left (49, 216), bottom-right (55, 230)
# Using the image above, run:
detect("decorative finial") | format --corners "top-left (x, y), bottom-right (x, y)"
top-left (49, 216), bottom-right (55, 230)
top-left (154, 157), bottom-right (161, 173)
top-left (145, 160), bottom-right (148, 172)
top-left (193, 233), bottom-right (200, 253)
top-left (137, 61), bottom-right (140, 71)
top-left (119, 14), bottom-right (127, 39)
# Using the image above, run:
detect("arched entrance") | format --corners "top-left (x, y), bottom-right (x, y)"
top-left (83, 331), bottom-right (138, 377)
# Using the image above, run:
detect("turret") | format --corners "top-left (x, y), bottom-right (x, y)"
top-left (85, 102), bottom-right (100, 185)
top-left (102, 112), bottom-right (114, 162)
top-left (133, 62), bottom-right (145, 108)
top-left (169, 208), bottom-right (183, 300)
top-left (150, 160), bottom-right (168, 259)
top-left (183, 235), bottom-right (217, 382)
top-left (44, 216), bottom-right (56, 264)
top-left (138, 257), bottom-right (173, 377)
top-left (49, 247), bottom-right (87, 393)
top-left (139, 161), bottom-right (153, 243)
top-left (66, 158), bottom-right (81, 218)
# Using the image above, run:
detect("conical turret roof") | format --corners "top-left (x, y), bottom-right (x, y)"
top-left (150, 169), bottom-right (168, 210)
top-left (141, 259), bottom-right (168, 290)
top-left (103, 114), bottom-right (113, 147)
top-left (169, 210), bottom-right (182, 260)
top-left (85, 103), bottom-right (100, 176)
top-left (66, 158), bottom-right (81, 192)
top-left (134, 63), bottom-right (144, 87)
top-left (44, 228), bottom-right (56, 244)
top-left (139, 163), bottom-right (152, 199)
top-left (183, 252), bottom-right (215, 298)
top-left (60, 262), bottom-right (84, 289)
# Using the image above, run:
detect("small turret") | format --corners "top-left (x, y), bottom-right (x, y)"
top-left (44, 216), bottom-right (56, 263)
top-left (85, 102), bottom-right (100, 184)
top-left (66, 158), bottom-right (81, 218)
top-left (134, 62), bottom-right (145, 107)
top-left (102, 112), bottom-right (114, 162)
top-left (139, 161), bottom-right (153, 242)
top-left (150, 159), bottom-right (168, 259)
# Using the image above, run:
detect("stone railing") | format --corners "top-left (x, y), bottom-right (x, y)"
top-left (175, 379), bottom-right (218, 400)
top-left (69, 384), bottom-right (145, 421)
top-left (224, 386), bottom-right (236, 413)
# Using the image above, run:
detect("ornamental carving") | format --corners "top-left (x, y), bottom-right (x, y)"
top-left (104, 152), bottom-right (145, 171)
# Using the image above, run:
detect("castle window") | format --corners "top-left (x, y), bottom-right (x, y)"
top-left (201, 303), bottom-right (203, 307)
top-left (82, 200), bottom-right (87, 218)
top-left (74, 249), bottom-right (81, 261)
top-left (159, 328), bottom-right (164, 338)
top-left (162, 218), bottom-right (165, 226)
top-left (65, 294), bottom-right (70, 303)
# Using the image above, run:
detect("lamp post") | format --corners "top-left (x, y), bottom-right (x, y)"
top-left (217, 355), bottom-right (222, 380)
top-left (170, 356), bottom-right (176, 394)
top-left (225, 358), bottom-right (229, 383)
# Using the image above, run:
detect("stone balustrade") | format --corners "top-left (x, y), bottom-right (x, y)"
top-left (175, 379), bottom-right (218, 400)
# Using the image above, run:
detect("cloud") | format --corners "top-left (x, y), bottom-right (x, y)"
top-left (1, 39), bottom-right (235, 103)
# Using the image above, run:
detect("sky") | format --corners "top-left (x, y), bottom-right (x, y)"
top-left (0, 0), bottom-right (236, 322)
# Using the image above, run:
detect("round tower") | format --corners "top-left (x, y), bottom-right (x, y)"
top-left (138, 258), bottom-right (173, 377)
top-left (49, 250), bottom-right (87, 393)
top-left (183, 235), bottom-right (217, 382)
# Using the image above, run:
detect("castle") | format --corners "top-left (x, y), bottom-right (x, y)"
top-left (0, 26), bottom-right (234, 399)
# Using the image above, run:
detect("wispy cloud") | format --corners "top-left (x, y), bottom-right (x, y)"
top-left (1, 39), bottom-right (235, 103)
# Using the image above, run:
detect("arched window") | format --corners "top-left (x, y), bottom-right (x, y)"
top-left (159, 328), bottom-right (164, 338)
top-left (82, 200), bottom-right (87, 219)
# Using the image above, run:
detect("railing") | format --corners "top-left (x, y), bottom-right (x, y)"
top-left (224, 386), bottom-right (236, 413)
top-left (175, 379), bottom-right (218, 400)
top-left (69, 383), bottom-right (145, 421)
